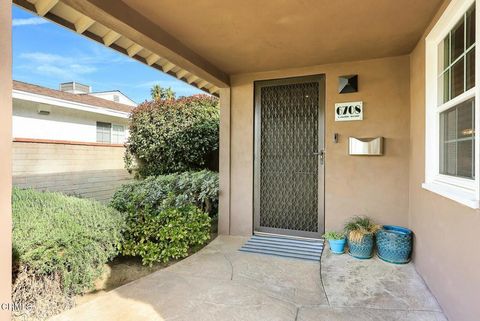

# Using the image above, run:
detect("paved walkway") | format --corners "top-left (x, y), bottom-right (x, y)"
top-left (50, 236), bottom-right (446, 321)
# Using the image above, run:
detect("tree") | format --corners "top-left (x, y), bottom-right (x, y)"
top-left (150, 84), bottom-right (176, 100)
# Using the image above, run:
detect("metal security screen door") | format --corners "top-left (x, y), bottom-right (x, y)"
top-left (254, 75), bottom-right (325, 239)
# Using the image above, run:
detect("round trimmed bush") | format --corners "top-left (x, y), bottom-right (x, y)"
top-left (125, 94), bottom-right (219, 177)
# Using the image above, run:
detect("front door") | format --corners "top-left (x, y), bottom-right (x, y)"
top-left (254, 75), bottom-right (325, 239)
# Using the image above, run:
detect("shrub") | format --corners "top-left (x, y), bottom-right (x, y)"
top-left (12, 188), bottom-right (125, 319)
top-left (111, 171), bottom-right (216, 265)
top-left (125, 95), bottom-right (219, 177)
top-left (121, 204), bottom-right (211, 266)
top-left (111, 170), bottom-right (219, 216)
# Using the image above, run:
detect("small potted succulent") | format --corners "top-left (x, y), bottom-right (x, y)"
top-left (322, 231), bottom-right (346, 254)
top-left (344, 216), bottom-right (380, 259)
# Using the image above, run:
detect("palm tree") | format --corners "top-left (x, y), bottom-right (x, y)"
top-left (151, 84), bottom-right (176, 100)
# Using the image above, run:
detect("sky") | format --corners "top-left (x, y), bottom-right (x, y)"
top-left (12, 6), bottom-right (204, 104)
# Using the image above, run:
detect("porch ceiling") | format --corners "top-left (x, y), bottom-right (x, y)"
top-left (121, 0), bottom-right (444, 74)
top-left (14, 0), bottom-right (443, 90)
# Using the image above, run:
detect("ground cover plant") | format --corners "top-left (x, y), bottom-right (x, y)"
top-left (12, 188), bottom-right (125, 320)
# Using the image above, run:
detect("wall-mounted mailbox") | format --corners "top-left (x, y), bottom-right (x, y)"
top-left (349, 137), bottom-right (383, 156)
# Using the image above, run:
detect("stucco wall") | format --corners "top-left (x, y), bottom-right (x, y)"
top-left (13, 99), bottom-right (129, 143)
top-left (227, 55), bottom-right (411, 236)
top-left (409, 1), bottom-right (480, 320)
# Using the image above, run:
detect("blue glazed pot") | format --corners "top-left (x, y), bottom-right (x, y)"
top-left (376, 225), bottom-right (412, 264)
top-left (328, 237), bottom-right (346, 254)
top-left (348, 234), bottom-right (374, 259)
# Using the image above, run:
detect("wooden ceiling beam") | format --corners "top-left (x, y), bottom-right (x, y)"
top-left (176, 69), bottom-right (188, 79)
top-left (146, 53), bottom-right (160, 66)
top-left (103, 30), bottom-right (121, 46)
top-left (126, 43), bottom-right (142, 57)
top-left (162, 62), bottom-right (175, 73)
top-left (74, 15), bottom-right (95, 33)
top-left (35, 0), bottom-right (59, 16)
top-left (62, 0), bottom-right (229, 87)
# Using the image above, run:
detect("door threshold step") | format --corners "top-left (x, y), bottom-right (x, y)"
top-left (239, 247), bottom-right (321, 261)
top-left (251, 235), bottom-right (324, 246)
top-left (242, 244), bottom-right (323, 256)
top-left (239, 234), bottom-right (324, 261)
top-left (247, 237), bottom-right (324, 250)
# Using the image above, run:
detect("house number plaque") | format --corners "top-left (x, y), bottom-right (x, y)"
top-left (335, 101), bottom-right (363, 121)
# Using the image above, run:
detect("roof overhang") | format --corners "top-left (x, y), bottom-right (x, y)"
top-left (13, 89), bottom-right (131, 118)
top-left (13, 0), bottom-right (229, 96)
top-left (14, 1), bottom-right (444, 89)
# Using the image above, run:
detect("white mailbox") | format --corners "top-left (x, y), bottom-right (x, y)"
top-left (348, 137), bottom-right (384, 156)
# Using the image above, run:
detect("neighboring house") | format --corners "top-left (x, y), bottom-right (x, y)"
top-left (12, 80), bottom-right (136, 202)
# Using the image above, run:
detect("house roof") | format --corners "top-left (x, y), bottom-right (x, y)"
top-left (13, 80), bottom-right (134, 113)
top-left (89, 90), bottom-right (138, 105)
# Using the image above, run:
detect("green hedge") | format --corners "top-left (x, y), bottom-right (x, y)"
top-left (111, 171), bottom-right (217, 265)
top-left (120, 204), bottom-right (211, 266)
top-left (12, 188), bottom-right (125, 295)
top-left (125, 95), bottom-right (219, 177)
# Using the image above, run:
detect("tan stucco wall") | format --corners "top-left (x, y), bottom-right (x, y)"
top-left (409, 1), bottom-right (480, 320)
top-left (0, 0), bottom-right (12, 319)
top-left (227, 55), bottom-right (411, 236)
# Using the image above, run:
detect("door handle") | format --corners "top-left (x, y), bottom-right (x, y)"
top-left (312, 150), bottom-right (325, 165)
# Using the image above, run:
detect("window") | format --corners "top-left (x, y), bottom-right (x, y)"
top-left (440, 98), bottom-right (475, 178)
top-left (112, 124), bottom-right (125, 144)
top-left (96, 122), bottom-right (111, 144)
top-left (424, 0), bottom-right (479, 208)
top-left (96, 122), bottom-right (126, 144)
top-left (113, 94), bottom-right (120, 102)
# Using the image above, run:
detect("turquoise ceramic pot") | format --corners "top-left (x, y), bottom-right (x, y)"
top-left (348, 234), bottom-right (374, 259)
top-left (328, 238), bottom-right (346, 254)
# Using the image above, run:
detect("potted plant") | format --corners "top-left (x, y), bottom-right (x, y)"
top-left (344, 216), bottom-right (380, 259)
top-left (322, 231), bottom-right (346, 254)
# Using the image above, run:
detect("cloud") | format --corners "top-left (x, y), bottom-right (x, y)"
top-left (20, 52), bottom-right (70, 64)
top-left (19, 52), bottom-right (97, 80)
top-left (36, 64), bottom-right (97, 79)
top-left (13, 17), bottom-right (49, 27)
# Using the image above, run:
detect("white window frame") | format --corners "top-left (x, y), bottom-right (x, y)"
top-left (423, 0), bottom-right (480, 209)
top-left (96, 122), bottom-right (126, 144)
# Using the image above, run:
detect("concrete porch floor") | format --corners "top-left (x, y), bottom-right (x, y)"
top-left (50, 236), bottom-right (446, 321)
